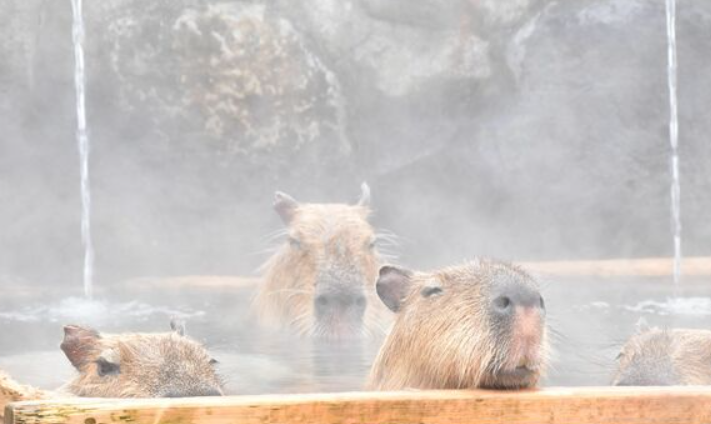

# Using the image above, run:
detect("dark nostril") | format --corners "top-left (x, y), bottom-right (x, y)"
top-left (355, 296), bottom-right (366, 308)
top-left (316, 295), bottom-right (329, 308)
top-left (315, 293), bottom-right (366, 313)
top-left (494, 296), bottom-right (512, 312)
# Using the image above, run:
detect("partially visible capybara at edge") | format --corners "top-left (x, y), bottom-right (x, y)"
top-left (367, 259), bottom-right (549, 390)
top-left (59, 321), bottom-right (224, 397)
top-left (612, 324), bottom-right (711, 386)
top-left (254, 183), bottom-right (392, 340)
top-left (0, 370), bottom-right (50, 421)
top-left (1, 322), bottom-right (222, 417)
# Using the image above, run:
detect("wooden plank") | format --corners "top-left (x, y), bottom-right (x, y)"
top-left (122, 276), bottom-right (260, 291)
top-left (520, 256), bottom-right (711, 277)
top-left (118, 258), bottom-right (711, 294)
top-left (7, 387), bottom-right (711, 424)
top-left (0, 371), bottom-right (49, 423)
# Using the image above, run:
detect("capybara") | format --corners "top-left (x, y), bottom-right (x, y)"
top-left (254, 183), bottom-right (391, 340)
top-left (367, 259), bottom-right (548, 390)
top-left (59, 321), bottom-right (224, 397)
top-left (0, 370), bottom-right (50, 421)
top-left (612, 324), bottom-right (711, 386)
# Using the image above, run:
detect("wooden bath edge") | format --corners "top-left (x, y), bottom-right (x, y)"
top-left (7, 386), bottom-right (711, 424)
top-left (121, 256), bottom-right (711, 292)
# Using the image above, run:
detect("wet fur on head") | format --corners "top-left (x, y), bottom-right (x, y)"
top-left (60, 324), bottom-right (223, 398)
top-left (368, 259), bottom-right (549, 390)
top-left (254, 184), bottom-right (392, 339)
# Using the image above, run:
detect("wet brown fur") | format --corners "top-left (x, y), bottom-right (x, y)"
top-left (254, 202), bottom-right (390, 338)
top-left (613, 327), bottom-right (711, 385)
top-left (60, 326), bottom-right (223, 398)
top-left (368, 259), bottom-right (549, 390)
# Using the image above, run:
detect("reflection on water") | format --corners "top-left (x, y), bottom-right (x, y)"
top-left (1, 277), bottom-right (710, 392)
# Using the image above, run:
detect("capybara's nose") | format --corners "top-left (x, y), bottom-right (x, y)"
top-left (315, 292), bottom-right (367, 317)
top-left (490, 281), bottom-right (544, 318)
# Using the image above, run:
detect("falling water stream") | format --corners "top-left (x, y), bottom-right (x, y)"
top-left (70, 0), bottom-right (94, 299)
top-left (666, 0), bottom-right (681, 286)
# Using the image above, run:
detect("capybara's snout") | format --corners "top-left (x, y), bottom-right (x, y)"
top-left (489, 279), bottom-right (545, 320)
top-left (314, 290), bottom-right (367, 321)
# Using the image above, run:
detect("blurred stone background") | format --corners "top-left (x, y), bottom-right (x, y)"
top-left (1, 0), bottom-right (711, 291)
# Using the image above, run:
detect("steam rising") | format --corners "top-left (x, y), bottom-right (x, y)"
top-left (2, 0), bottom-right (711, 391)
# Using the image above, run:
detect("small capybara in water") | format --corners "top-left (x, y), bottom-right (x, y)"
top-left (612, 324), bottom-right (711, 386)
top-left (367, 259), bottom-right (549, 390)
top-left (254, 183), bottom-right (392, 340)
top-left (60, 321), bottom-right (223, 397)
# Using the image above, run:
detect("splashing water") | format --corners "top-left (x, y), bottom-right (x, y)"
top-left (71, 0), bottom-right (94, 299)
top-left (665, 0), bottom-right (681, 285)
top-left (625, 297), bottom-right (711, 317)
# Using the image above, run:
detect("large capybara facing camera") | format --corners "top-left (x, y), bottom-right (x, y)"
top-left (59, 321), bottom-right (223, 398)
top-left (368, 259), bottom-right (549, 390)
top-left (612, 323), bottom-right (711, 386)
top-left (253, 183), bottom-right (392, 341)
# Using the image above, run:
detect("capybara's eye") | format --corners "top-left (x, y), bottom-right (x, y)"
top-left (209, 358), bottom-right (219, 366)
top-left (420, 286), bottom-right (443, 298)
top-left (367, 238), bottom-right (377, 250)
top-left (615, 352), bottom-right (623, 361)
top-left (95, 358), bottom-right (120, 377)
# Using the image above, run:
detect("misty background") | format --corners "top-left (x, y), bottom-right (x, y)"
top-left (2, 0), bottom-right (711, 292)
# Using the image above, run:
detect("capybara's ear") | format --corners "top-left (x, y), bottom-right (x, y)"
top-left (61, 325), bottom-right (101, 369)
top-left (376, 266), bottom-right (414, 313)
top-left (170, 318), bottom-right (186, 336)
top-left (635, 317), bottom-right (651, 334)
top-left (96, 349), bottom-right (121, 377)
top-left (274, 191), bottom-right (299, 224)
top-left (357, 182), bottom-right (371, 207)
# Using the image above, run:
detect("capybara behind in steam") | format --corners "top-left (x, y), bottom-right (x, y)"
top-left (60, 321), bottom-right (223, 397)
top-left (254, 183), bottom-right (391, 340)
top-left (612, 324), bottom-right (711, 386)
top-left (367, 259), bottom-right (548, 390)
